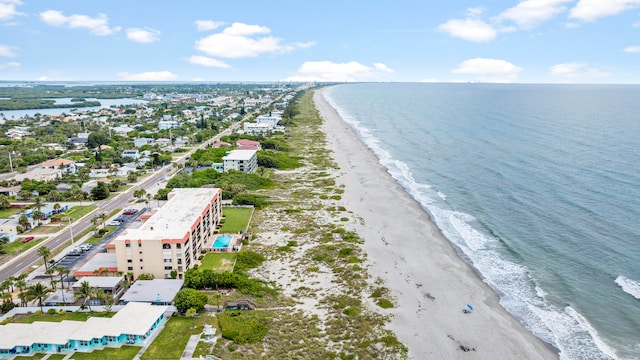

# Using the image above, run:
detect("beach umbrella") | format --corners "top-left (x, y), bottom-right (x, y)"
top-left (466, 304), bottom-right (473, 311)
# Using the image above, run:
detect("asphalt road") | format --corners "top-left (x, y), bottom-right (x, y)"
top-left (0, 109), bottom-right (247, 282)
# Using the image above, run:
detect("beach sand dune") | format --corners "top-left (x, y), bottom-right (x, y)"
top-left (314, 89), bottom-right (558, 360)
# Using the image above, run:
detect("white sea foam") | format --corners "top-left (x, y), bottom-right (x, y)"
top-left (615, 275), bottom-right (640, 300)
top-left (323, 88), bottom-right (618, 360)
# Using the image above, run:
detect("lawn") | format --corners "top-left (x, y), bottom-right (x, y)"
top-left (141, 316), bottom-right (204, 360)
top-left (68, 345), bottom-right (140, 360)
top-left (84, 225), bottom-right (118, 245)
top-left (0, 207), bottom-right (21, 218)
top-left (13, 354), bottom-right (46, 360)
top-left (219, 207), bottom-right (253, 234)
top-left (200, 252), bottom-right (237, 272)
top-left (51, 205), bottom-right (98, 221)
top-left (43, 355), bottom-right (66, 360)
top-left (11, 311), bottom-right (115, 324)
top-left (0, 237), bottom-right (44, 255)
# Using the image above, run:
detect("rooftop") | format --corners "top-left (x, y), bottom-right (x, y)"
top-left (73, 276), bottom-right (123, 289)
top-left (223, 149), bottom-right (257, 161)
top-left (119, 279), bottom-right (184, 304)
top-left (116, 188), bottom-right (220, 242)
top-left (0, 302), bottom-right (167, 348)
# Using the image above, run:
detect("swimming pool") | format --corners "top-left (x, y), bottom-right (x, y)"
top-left (212, 235), bottom-right (232, 249)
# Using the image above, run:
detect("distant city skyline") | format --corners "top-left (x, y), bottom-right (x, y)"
top-left (1, 0), bottom-right (639, 83)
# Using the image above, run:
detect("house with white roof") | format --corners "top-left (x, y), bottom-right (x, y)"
top-left (223, 149), bottom-right (258, 174)
top-left (0, 302), bottom-right (167, 357)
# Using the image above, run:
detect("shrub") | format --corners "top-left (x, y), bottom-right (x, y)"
top-left (377, 299), bottom-right (394, 309)
top-left (47, 308), bottom-right (57, 315)
top-left (58, 309), bottom-right (66, 315)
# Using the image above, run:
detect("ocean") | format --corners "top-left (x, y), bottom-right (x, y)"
top-left (323, 83), bottom-right (640, 360)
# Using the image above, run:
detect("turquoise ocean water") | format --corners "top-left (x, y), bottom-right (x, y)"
top-left (323, 83), bottom-right (640, 360)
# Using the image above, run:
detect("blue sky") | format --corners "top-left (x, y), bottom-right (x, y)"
top-left (1, 0), bottom-right (639, 83)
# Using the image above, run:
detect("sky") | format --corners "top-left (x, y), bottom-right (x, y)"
top-left (1, 0), bottom-right (640, 83)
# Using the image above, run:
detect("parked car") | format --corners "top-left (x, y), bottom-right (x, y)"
top-left (123, 209), bottom-right (138, 215)
top-left (107, 220), bottom-right (120, 226)
top-left (21, 236), bottom-right (35, 243)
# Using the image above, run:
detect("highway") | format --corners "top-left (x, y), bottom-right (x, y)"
top-left (0, 121), bottom-right (242, 282)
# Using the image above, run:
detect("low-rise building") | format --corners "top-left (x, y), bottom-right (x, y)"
top-left (121, 149), bottom-right (140, 160)
top-left (113, 188), bottom-right (223, 280)
top-left (222, 149), bottom-right (258, 174)
top-left (119, 279), bottom-right (184, 305)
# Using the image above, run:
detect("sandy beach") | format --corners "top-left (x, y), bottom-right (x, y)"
top-left (314, 88), bottom-right (558, 359)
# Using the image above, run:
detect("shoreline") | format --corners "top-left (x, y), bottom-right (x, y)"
top-left (314, 88), bottom-right (559, 359)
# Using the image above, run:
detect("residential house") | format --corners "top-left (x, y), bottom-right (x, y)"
top-left (119, 279), bottom-right (184, 305)
top-left (133, 137), bottom-right (155, 148)
top-left (72, 276), bottom-right (126, 306)
top-left (236, 139), bottom-right (261, 151)
top-left (41, 158), bottom-right (76, 175)
top-left (122, 150), bottom-right (140, 160)
top-left (158, 120), bottom-right (179, 130)
top-left (212, 141), bottom-right (231, 148)
top-left (5, 127), bottom-right (30, 140)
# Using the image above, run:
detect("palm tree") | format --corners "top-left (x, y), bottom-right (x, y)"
top-left (48, 190), bottom-right (61, 202)
top-left (32, 210), bottom-right (44, 227)
top-left (27, 283), bottom-right (51, 313)
top-left (75, 280), bottom-right (95, 311)
top-left (53, 202), bottom-right (61, 214)
top-left (6, 276), bottom-right (16, 293)
top-left (18, 291), bottom-right (29, 307)
top-left (57, 267), bottom-right (71, 290)
top-left (98, 212), bottom-right (107, 229)
top-left (45, 268), bottom-right (57, 290)
top-left (38, 246), bottom-right (51, 271)
top-left (32, 197), bottom-right (44, 214)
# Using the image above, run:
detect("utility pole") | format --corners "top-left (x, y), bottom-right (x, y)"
top-left (8, 151), bottom-right (13, 172)
top-left (67, 218), bottom-right (74, 245)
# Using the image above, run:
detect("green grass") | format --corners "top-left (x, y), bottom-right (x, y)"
top-left (44, 354), bottom-right (66, 360)
top-left (13, 353), bottom-right (46, 359)
top-left (84, 226), bottom-right (117, 244)
top-left (200, 252), bottom-right (237, 272)
top-left (11, 311), bottom-right (115, 323)
top-left (141, 316), bottom-right (203, 360)
top-left (219, 207), bottom-right (253, 234)
top-left (0, 207), bottom-right (21, 218)
top-left (68, 345), bottom-right (140, 360)
top-left (1, 237), bottom-right (44, 254)
top-left (51, 205), bottom-right (98, 221)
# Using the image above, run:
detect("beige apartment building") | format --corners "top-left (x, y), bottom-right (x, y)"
top-left (114, 188), bottom-right (222, 280)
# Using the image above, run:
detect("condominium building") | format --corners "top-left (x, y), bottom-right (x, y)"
top-left (113, 188), bottom-right (222, 280)
top-left (222, 149), bottom-right (258, 174)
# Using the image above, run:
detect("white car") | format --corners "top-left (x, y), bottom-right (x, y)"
top-left (107, 220), bottom-right (121, 226)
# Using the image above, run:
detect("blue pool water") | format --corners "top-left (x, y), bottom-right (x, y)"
top-left (212, 235), bottom-right (232, 249)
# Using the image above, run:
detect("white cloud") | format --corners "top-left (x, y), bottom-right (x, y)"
top-left (624, 45), bottom-right (640, 53)
top-left (187, 55), bottom-right (231, 68)
top-left (126, 27), bottom-right (161, 43)
top-left (293, 41), bottom-right (317, 49)
top-left (222, 22), bottom-right (270, 36)
top-left (195, 22), bottom-right (312, 59)
top-left (0, 61), bottom-right (20, 70)
top-left (569, 0), bottom-right (640, 21)
top-left (373, 63), bottom-right (394, 73)
top-left (438, 18), bottom-right (497, 42)
top-left (0, 0), bottom-right (22, 21)
top-left (549, 62), bottom-right (610, 80)
top-left (194, 20), bottom-right (225, 31)
top-left (286, 61), bottom-right (394, 82)
top-left (0, 44), bottom-right (16, 57)
top-left (117, 71), bottom-right (177, 81)
top-left (40, 10), bottom-right (121, 35)
top-left (452, 58), bottom-right (523, 82)
top-left (496, 0), bottom-right (572, 29)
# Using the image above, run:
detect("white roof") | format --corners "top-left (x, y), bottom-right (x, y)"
top-left (223, 149), bottom-right (257, 161)
top-left (72, 276), bottom-right (122, 289)
top-left (120, 279), bottom-right (184, 303)
top-left (116, 188), bottom-right (219, 242)
top-left (0, 302), bottom-right (166, 349)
